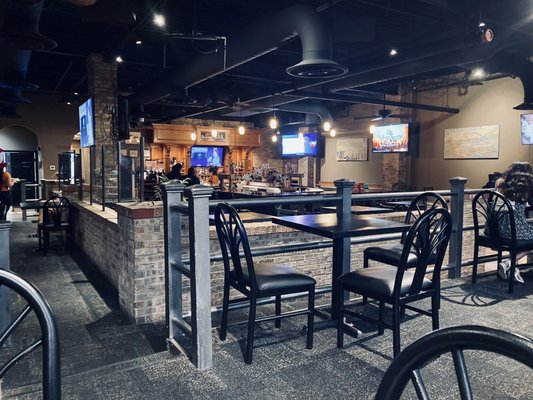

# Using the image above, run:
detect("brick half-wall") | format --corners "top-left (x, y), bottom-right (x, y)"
top-left (71, 195), bottom-right (485, 324)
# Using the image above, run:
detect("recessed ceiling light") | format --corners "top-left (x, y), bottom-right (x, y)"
top-left (115, 56), bottom-right (123, 63)
top-left (135, 40), bottom-right (142, 45)
top-left (389, 48), bottom-right (398, 56)
top-left (153, 14), bottom-right (165, 27)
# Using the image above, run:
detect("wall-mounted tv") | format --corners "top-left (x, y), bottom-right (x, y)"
top-left (281, 132), bottom-right (318, 157)
top-left (79, 98), bottom-right (95, 148)
top-left (371, 123), bottom-right (409, 153)
top-left (190, 146), bottom-right (224, 167)
top-left (520, 114), bottom-right (533, 144)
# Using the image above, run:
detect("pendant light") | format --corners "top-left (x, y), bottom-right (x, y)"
top-left (269, 96), bottom-right (278, 130)
top-left (323, 120), bottom-right (331, 132)
top-left (330, 129), bottom-right (337, 137)
top-left (238, 108), bottom-right (245, 135)
top-left (191, 127), bottom-right (197, 141)
top-left (211, 117), bottom-right (217, 138)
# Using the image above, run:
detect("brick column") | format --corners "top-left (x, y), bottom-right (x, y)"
top-left (383, 153), bottom-right (409, 191)
top-left (86, 53), bottom-right (119, 203)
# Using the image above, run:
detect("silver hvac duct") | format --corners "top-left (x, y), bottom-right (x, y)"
top-left (277, 102), bottom-right (333, 126)
top-left (131, 4), bottom-right (347, 106)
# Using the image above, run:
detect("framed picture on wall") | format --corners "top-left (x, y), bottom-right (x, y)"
top-left (336, 138), bottom-right (368, 161)
top-left (444, 125), bottom-right (499, 159)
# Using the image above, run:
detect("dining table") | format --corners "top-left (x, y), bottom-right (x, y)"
top-left (320, 205), bottom-right (394, 215)
top-left (209, 211), bottom-right (272, 224)
top-left (271, 213), bottom-right (410, 319)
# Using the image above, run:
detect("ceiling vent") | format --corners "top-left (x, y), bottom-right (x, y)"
top-left (286, 59), bottom-right (348, 78)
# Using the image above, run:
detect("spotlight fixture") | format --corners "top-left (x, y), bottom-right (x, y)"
top-left (73, 92), bottom-right (79, 96)
top-left (389, 48), bottom-right (398, 56)
top-left (472, 68), bottom-right (486, 79)
top-left (115, 55), bottom-right (123, 63)
top-left (66, 100), bottom-right (72, 105)
top-left (330, 129), bottom-right (337, 137)
top-left (323, 121), bottom-right (331, 132)
top-left (153, 14), bottom-right (165, 27)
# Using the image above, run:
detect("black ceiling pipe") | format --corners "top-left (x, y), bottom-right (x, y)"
top-left (130, 4), bottom-right (346, 106)
top-left (276, 102), bottom-right (333, 125)
top-left (485, 50), bottom-right (533, 110)
top-left (0, 0), bottom-right (56, 92)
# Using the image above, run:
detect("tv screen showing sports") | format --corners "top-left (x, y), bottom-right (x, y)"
top-left (520, 114), bottom-right (533, 144)
top-left (79, 98), bottom-right (95, 148)
top-left (190, 146), bottom-right (224, 167)
top-left (281, 132), bottom-right (318, 156)
top-left (372, 123), bottom-right (409, 153)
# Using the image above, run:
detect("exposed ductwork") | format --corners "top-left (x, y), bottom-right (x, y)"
top-left (0, 0), bottom-right (57, 107)
top-left (131, 4), bottom-right (347, 106)
top-left (276, 102), bottom-right (333, 126)
top-left (485, 50), bottom-right (533, 110)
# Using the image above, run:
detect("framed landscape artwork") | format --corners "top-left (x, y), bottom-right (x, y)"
top-left (444, 125), bottom-right (499, 159)
top-left (336, 138), bottom-right (368, 161)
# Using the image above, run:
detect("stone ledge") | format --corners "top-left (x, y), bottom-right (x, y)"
top-left (115, 201), bottom-right (164, 219)
top-left (73, 201), bottom-right (118, 227)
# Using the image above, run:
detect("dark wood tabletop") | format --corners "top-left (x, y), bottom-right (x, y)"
top-left (320, 205), bottom-right (394, 215)
top-left (19, 200), bottom-right (46, 210)
top-left (209, 211), bottom-right (272, 224)
top-left (271, 213), bottom-right (410, 239)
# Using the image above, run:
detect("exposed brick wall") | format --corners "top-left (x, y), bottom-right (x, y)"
top-left (383, 153), bottom-right (409, 191)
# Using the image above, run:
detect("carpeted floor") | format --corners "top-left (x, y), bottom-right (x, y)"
top-left (2, 213), bottom-right (533, 399)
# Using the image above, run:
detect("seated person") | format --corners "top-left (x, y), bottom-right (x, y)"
top-left (167, 163), bottom-right (184, 180)
top-left (186, 167), bottom-right (201, 186)
top-left (209, 166), bottom-right (220, 187)
top-left (496, 161), bottom-right (533, 283)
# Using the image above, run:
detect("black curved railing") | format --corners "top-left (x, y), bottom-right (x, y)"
top-left (0, 268), bottom-right (60, 400)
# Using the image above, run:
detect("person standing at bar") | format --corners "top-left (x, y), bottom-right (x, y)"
top-left (0, 161), bottom-right (14, 221)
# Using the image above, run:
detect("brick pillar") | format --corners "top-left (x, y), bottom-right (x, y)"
top-left (383, 153), bottom-right (409, 191)
top-left (86, 53), bottom-right (119, 203)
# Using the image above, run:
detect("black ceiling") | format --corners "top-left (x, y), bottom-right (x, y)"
top-left (2, 0), bottom-right (533, 124)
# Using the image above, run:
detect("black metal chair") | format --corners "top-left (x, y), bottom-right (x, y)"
top-left (0, 268), bottom-right (60, 399)
top-left (38, 196), bottom-right (71, 256)
top-left (336, 207), bottom-right (452, 357)
top-left (214, 202), bottom-right (315, 364)
top-left (375, 325), bottom-right (533, 400)
top-left (471, 189), bottom-right (533, 293)
top-left (364, 192), bottom-right (448, 270)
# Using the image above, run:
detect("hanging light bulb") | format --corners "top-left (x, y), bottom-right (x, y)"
top-left (269, 115), bottom-right (278, 130)
top-left (330, 129), bottom-right (337, 137)
top-left (323, 120), bottom-right (331, 132)
top-left (238, 124), bottom-right (245, 135)
top-left (298, 132), bottom-right (304, 139)
top-left (191, 131), bottom-right (197, 141)
top-left (211, 128), bottom-right (218, 138)
top-left (271, 134), bottom-right (278, 143)
top-left (369, 125), bottom-right (376, 134)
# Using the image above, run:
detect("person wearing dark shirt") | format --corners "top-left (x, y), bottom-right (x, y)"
top-left (167, 163), bottom-right (183, 180)
top-left (186, 167), bottom-right (200, 186)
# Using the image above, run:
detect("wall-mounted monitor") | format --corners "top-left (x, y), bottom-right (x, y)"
top-left (79, 98), bottom-right (95, 148)
top-left (190, 146), bottom-right (224, 167)
top-left (281, 132), bottom-right (318, 157)
top-left (371, 123), bottom-right (409, 153)
top-left (520, 114), bottom-right (533, 144)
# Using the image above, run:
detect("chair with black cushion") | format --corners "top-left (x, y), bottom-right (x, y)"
top-left (375, 325), bottom-right (533, 400)
top-left (39, 196), bottom-right (71, 256)
top-left (471, 189), bottom-right (533, 293)
top-left (336, 207), bottom-right (452, 357)
top-left (214, 202), bottom-right (316, 364)
top-left (364, 192), bottom-right (448, 271)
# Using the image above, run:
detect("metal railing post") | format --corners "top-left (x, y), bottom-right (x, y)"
top-left (448, 177), bottom-right (467, 278)
top-left (0, 221), bottom-right (12, 344)
top-left (334, 179), bottom-right (355, 315)
top-left (161, 183), bottom-right (185, 340)
top-left (186, 184), bottom-right (214, 370)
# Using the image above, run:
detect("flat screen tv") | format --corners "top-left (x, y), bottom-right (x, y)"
top-left (520, 113), bottom-right (533, 144)
top-left (371, 123), bottom-right (409, 153)
top-left (190, 146), bottom-right (224, 167)
top-left (281, 132), bottom-right (318, 156)
top-left (79, 98), bottom-right (95, 148)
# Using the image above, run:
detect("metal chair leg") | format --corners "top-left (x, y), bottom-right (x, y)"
top-left (472, 243), bottom-right (479, 284)
top-left (219, 280), bottom-right (230, 341)
top-left (392, 303), bottom-right (401, 357)
top-left (336, 285), bottom-right (344, 349)
top-left (275, 295), bottom-right (281, 328)
top-left (378, 301), bottom-right (385, 335)
top-left (307, 287), bottom-right (314, 349)
top-left (245, 295), bottom-right (257, 364)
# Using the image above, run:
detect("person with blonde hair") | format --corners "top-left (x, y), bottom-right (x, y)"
top-left (497, 161), bottom-right (533, 283)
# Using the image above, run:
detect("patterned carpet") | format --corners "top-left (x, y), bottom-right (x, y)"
top-left (2, 216), bottom-right (533, 399)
